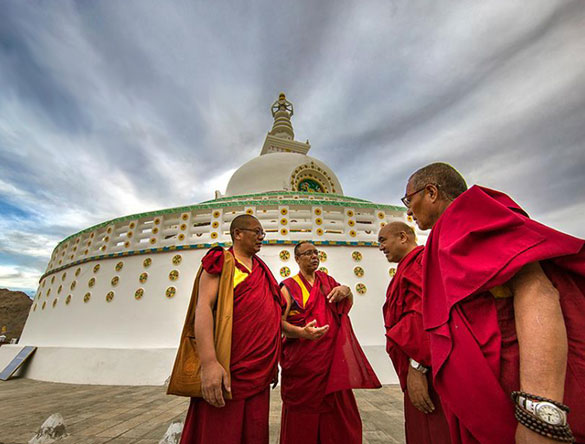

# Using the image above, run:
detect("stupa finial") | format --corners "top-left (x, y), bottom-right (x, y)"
top-left (269, 92), bottom-right (294, 140)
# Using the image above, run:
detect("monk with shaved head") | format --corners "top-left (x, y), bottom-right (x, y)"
top-left (175, 214), bottom-right (284, 444)
top-left (403, 162), bottom-right (585, 443)
top-left (378, 222), bottom-right (451, 443)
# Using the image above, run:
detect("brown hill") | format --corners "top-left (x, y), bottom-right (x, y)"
top-left (0, 288), bottom-right (33, 343)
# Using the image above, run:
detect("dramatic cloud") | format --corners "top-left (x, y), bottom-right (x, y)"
top-left (1, 0), bottom-right (584, 293)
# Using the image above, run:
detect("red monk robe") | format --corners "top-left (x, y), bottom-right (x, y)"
top-left (180, 247), bottom-right (284, 444)
top-left (280, 271), bottom-right (381, 444)
top-left (422, 185), bottom-right (585, 444)
top-left (383, 245), bottom-right (451, 443)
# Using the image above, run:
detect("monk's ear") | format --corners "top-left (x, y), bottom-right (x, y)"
top-left (426, 184), bottom-right (440, 203)
top-left (400, 232), bottom-right (408, 244)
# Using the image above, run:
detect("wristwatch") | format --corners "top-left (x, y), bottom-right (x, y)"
top-left (409, 358), bottom-right (429, 374)
top-left (516, 394), bottom-right (567, 426)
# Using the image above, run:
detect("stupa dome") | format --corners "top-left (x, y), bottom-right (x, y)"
top-left (225, 152), bottom-right (343, 196)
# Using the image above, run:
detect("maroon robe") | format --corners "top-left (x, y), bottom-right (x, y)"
top-left (280, 271), bottom-right (380, 444)
top-left (180, 247), bottom-right (284, 444)
top-left (383, 245), bottom-right (451, 443)
top-left (422, 186), bottom-right (585, 443)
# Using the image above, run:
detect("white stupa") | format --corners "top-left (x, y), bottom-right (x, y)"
top-left (0, 93), bottom-right (418, 385)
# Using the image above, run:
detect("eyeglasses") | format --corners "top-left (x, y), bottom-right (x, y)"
top-left (238, 228), bottom-right (266, 238)
top-left (401, 184), bottom-right (438, 207)
top-left (297, 249), bottom-right (319, 257)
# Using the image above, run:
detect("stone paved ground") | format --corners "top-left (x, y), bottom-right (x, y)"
top-left (0, 379), bottom-right (405, 444)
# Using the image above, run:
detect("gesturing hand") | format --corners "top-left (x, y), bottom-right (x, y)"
top-left (201, 360), bottom-right (231, 408)
top-left (327, 285), bottom-right (351, 303)
top-left (301, 319), bottom-right (329, 341)
top-left (407, 365), bottom-right (435, 414)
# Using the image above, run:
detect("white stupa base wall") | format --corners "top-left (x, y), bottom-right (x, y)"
top-left (0, 344), bottom-right (398, 386)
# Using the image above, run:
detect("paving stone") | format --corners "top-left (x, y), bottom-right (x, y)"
top-left (0, 379), bottom-right (406, 443)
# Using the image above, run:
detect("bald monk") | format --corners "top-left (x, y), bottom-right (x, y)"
top-left (378, 222), bottom-right (451, 443)
top-left (403, 162), bottom-right (585, 444)
top-left (279, 241), bottom-right (381, 444)
top-left (179, 215), bottom-right (284, 444)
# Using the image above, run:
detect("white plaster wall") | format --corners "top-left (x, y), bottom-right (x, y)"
top-left (8, 244), bottom-right (399, 385)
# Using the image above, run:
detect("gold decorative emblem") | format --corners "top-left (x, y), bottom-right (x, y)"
top-left (88, 277), bottom-right (95, 288)
top-left (115, 261), bottom-right (124, 272)
top-left (126, 231), bottom-right (133, 238)
top-left (280, 218), bottom-right (288, 225)
top-left (46, 288), bottom-right (51, 296)
top-left (319, 267), bottom-right (328, 274)
top-left (107, 227), bottom-right (112, 233)
top-left (178, 233), bottom-right (185, 241)
top-left (66, 295), bottom-right (72, 305)
top-left (62, 272), bottom-right (67, 281)
top-left (279, 250), bottom-right (290, 261)
top-left (129, 222), bottom-right (136, 229)
top-left (349, 230), bottom-right (357, 238)
top-left (181, 213), bottom-right (189, 221)
top-left (42, 302), bottom-right (46, 310)
top-left (143, 257), bottom-right (152, 267)
top-left (314, 208), bottom-right (322, 216)
top-left (172, 254), bottom-right (182, 265)
top-left (52, 299), bottom-right (58, 308)
top-left (348, 220), bottom-right (355, 227)
top-left (111, 276), bottom-right (119, 286)
top-left (150, 238), bottom-right (156, 244)
top-left (169, 270), bottom-right (179, 281)
top-left (42, 280), bottom-right (46, 288)
top-left (57, 285), bottom-right (62, 294)
top-left (389, 268), bottom-right (396, 277)
top-left (93, 264), bottom-right (100, 273)
top-left (166, 286), bottom-right (176, 298)
top-left (280, 267), bottom-right (291, 278)
top-left (152, 227), bottom-right (159, 234)
top-left (212, 211), bottom-right (220, 218)
top-left (106, 291), bottom-right (114, 302)
top-left (280, 208), bottom-right (288, 215)
top-left (135, 288), bottom-right (144, 300)
top-left (354, 266), bottom-right (365, 277)
top-left (154, 217), bottom-right (160, 225)
top-left (83, 292), bottom-right (91, 303)
top-left (211, 232), bottom-right (218, 239)
top-left (124, 241), bottom-right (130, 248)
top-left (407, 215), bottom-right (413, 222)
top-left (316, 228), bottom-right (323, 236)
top-left (245, 208), bottom-right (254, 215)
top-left (180, 223), bottom-right (187, 231)
top-left (355, 283), bottom-right (367, 295)
top-left (352, 251), bottom-right (363, 262)
top-left (280, 228), bottom-right (288, 235)
top-left (347, 210), bottom-right (354, 217)
top-left (377, 211), bottom-right (385, 219)
top-left (211, 221), bottom-right (219, 228)
top-left (139, 272), bottom-right (148, 284)
top-left (51, 276), bottom-right (55, 284)
top-left (70, 281), bottom-right (76, 290)
top-left (318, 251), bottom-right (327, 262)
top-left (315, 217), bottom-right (323, 225)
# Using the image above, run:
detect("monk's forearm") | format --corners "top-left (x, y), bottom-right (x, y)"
top-left (512, 263), bottom-right (567, 401)
top-left (195, 304), bottom-right (219, 366)
top-left (282, 320), bottom-right (304, 339)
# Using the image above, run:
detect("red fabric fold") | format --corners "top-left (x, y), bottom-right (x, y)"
top-left (423, 185), bottom-right (585, 443)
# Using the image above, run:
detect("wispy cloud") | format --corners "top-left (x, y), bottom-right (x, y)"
top-left (0, 0), bottom-right (584, 292)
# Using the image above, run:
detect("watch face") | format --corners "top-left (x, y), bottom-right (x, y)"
top-left (535, 403), bottom-right (564, 425)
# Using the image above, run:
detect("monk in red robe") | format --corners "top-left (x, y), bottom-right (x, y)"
top-left (279, 241), bottom-right (381, 444)
top-left (379, 221), bottom-right (451, 443)
top-left (180, 215), bottom-right (284, 444)
top-left (403, 162), bottom-right (585, 444)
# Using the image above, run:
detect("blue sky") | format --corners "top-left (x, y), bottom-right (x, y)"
top-left (1, 0), bottom-right (584, 294)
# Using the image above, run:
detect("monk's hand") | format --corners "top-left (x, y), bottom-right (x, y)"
top-left (201, 360), bottom-right (230, 408)
top-left (515, 424), bottom-right (560, 444)
top-left (406, 365), bottom-right (435, 414)
top-left (301, 319), bottom-right (329, 341)
top-left (326, 285), bottom-right (351, 303)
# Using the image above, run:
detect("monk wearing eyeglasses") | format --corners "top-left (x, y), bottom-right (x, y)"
top-left (179, 214), bottom-right (284, 444)
top-left (278, 241), bottom-right (381, 444)
top-left (403, 162), bottom-right (585, 444)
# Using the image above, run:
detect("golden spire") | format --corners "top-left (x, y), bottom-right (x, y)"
top-left (269, 92), bottom-right (294, 140)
